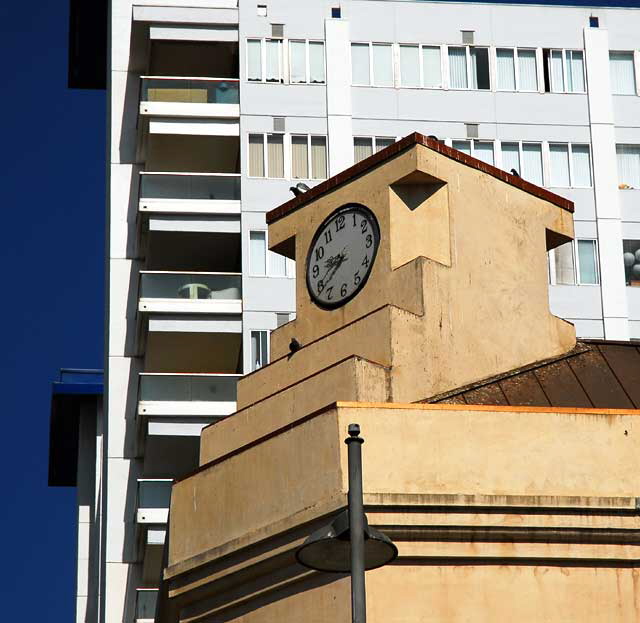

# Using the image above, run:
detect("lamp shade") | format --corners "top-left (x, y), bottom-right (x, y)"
top-left (295, 510), bottom-right (398, 573)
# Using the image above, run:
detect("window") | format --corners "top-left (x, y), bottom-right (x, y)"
top-left (351, 42), bottom-right (394, 86)
top-left (610, 52), bottom-right (636, 95)
top-left (544, 49), bottom-right (585, 93)
top-left (248, 134), bottom-right (284, 178)
top-left (549, 240), bottom-right (599, 285)
top-left (291, 135), bottom-right (328, 179)
top-left (496, 48), bottom-right (538, 91)
top-left (353, 136), bottom-right (396, 163)
top-left (398, 44), bottom-right (442, 88)
top-left (289, 40), bottom-right (325, 84)
top-left (452, 139), bottom-right (494, 165)
top-left (616, 145), bottom-right (640, 188)
top-left (623, 240), bottom-right (640, 285)
top-left (247, 38), bottom-right (284, 83)
top-left (331, 7), bottom-right (341, 18)
top-left (250, 231), bottom-right (290, 277)
top-left (448, 46), bottom-right (489, 90)
top-left (250, 330), bottom-right (269, 371)
top-left (257, 4), bottom-right (267, 17)
top-left (549, 143), bottom-right (592, 188)
top-left (500, 142), bottom-right (543, 185)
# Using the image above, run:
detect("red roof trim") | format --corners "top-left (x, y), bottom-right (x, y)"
top-left (266, 132), bottom-right (574, 225)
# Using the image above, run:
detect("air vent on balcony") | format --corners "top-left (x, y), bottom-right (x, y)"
top-left (461, 30), bottom-right (474, 45)
top-left (465, 123), bottom-right (479, 139)
top-left (271, 23), bottom-right (284, 38)
top-left (273, 117), bottom-right (285, 132)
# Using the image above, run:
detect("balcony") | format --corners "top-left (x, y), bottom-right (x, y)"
top-left (139, 172), bottom-right (241, 215)
top-left (135, 588), bottom-right (158, 623)
top-left (138, 271), bottom-right (242, 314)
top-left (137, 479), bottom-right (172, 524)
top-left (140, 76), bottom-right (239, 119)
top-left (139, 373), bottom-right (240, 420)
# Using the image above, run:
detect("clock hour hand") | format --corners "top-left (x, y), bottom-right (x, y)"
top-left (324, 248), bottom-right (348, 287)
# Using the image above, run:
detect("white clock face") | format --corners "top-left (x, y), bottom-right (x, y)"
top-left (306, 204), bottom-right (380, 309)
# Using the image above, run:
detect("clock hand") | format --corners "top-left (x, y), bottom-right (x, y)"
top-left (325, 248), bottom-right (348, 286)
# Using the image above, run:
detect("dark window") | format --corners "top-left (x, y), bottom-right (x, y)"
top-left (542, 48), bottom-right (552, 92)
top-left (589, 16), bottom-right (599, 27)
top-left (331, 7), bottom-right (341, 18)
top-left (472, 47), bottom-right (490, 90)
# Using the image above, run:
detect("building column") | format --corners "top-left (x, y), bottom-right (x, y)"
top-left (584, 26), bottom-right (629, 340)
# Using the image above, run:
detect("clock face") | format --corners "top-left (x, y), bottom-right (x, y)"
top-left (306, 204), bottom-right (380, 309)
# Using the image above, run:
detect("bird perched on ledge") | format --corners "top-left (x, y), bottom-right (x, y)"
top-left (289, 337), bottom-right (302, 354)
top-left (289, 182), bottom-right (310, 197)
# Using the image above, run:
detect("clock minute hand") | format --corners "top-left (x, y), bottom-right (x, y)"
top-left (325, 249), bottom-right (348, 286)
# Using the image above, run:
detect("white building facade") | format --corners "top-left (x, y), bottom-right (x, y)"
top-left (71, 1), bottom-right (640, 622)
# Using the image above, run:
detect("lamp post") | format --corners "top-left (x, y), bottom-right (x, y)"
top-left (295, 424), bottom-right (397, 623)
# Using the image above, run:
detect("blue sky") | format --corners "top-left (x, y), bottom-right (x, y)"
top-left (0, 2), bottom-right (104, 620)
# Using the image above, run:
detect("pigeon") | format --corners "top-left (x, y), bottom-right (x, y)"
top-left (510, 168), bottom-right (520, 177)
top-left (289, 182), bottom-right (311, 197)
top-left (289, 337), bottom-right (302, 353)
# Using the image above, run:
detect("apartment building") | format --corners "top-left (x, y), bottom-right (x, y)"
top-left (59, 1), bottom-right (640, 622)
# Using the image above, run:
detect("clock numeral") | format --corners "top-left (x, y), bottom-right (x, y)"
top-left (312, 264), bottom-right (319, 278)
top-left (352, 213), bottom-right (357, 227)
top-left (365, 233), bottom-right (373, 248)
top-left (326, 286), bottom-right (333, 300)
top-left (354, 271), bottom-right (361, 286)
top-left (361, 219), bottom-right (368, 234)
top-left (324, 229), bottom-right (333, 244)
top-left (335, 215), bottom-right (345, 232)
top-left (362, 255), bottom-right (369, 268)
top-left (315, 246), bottom-right (325, 261)
top-left (340, 283), bottom-right (348, 297)
top-left (317, 279), bottom-right (325, 293)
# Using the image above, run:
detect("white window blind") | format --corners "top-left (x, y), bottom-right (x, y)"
top-left (522, 143), bottom-right (543, 185)
top-left (554, 242), bottom-right (575, 285)
top-left (572, 145), bottom-right (592, 187)
top-left (269, 250), bottom-right (287, 276)
top-left (501, 142), bottom-right (521, 175)
top-left (518, 49), bottom-right (538, 91)
top-left (566, 50), bottom-right (585, 92)
top-left (400, 45), bottom-right (420, 87)
top-left (549, 144), bottom-right (570, 187)
top-left (289, 40), bottom-right (306, 83)
top-left (267, 134), bottom-right (284, 177)
top-left (247, 39), bottom-right (262, 81)
top-left (311, 136), bottom-right (328, 179)
top-left (422, 46), bottom-right (442, 88)
top-left (577, 240), bottom-right (598, 285)
top-left (610, 52), bottom-right (636, 95)
top-left (354, 137), bottom-right (373, 163)
top-left (250, 330), bottom-right (269, 371)
top-left (448, 47), bottom-right (468, 88)
top-left (452, 140), bottom-right (471, 155)
top-left (250, 231), bottom-right (267, 275)
top-left (474, 141), bottom-right (494, 165)
top-left (351, 43), bottom-right (370, 85)
top-left (375, 137), bottom-right (395, 152)
top-left (309, 42), bottom-right (325, 83)
top-left (372, 43), bottom-right (393, 86)
top-left (617, 144), bottom-right (640, 188)
top-left (291, 135), bottom-right (308, 179)
top-left (265, 39), bottom-right (282, 82)
top-left (248, 134), bottom-right (265, 177)
top-left (497, 49), bottom-right (516, 90)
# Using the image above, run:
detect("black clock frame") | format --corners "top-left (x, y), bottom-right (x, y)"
top-left (305, 203), bottom-right (381, 310)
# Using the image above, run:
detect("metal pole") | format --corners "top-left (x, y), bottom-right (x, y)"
top-left (345, 423), bottom-right (366, 623)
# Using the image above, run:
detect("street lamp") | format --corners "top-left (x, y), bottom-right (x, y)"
top-left (295, 423), bottom-right (398, 623)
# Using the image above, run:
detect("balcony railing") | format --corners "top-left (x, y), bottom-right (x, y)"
top-left (139, 172), bottom-right (241, 203)
top-left (139, 373), bottom-right (240, 403)
top-left (136, 588), bottom-right (158, 622)
top-left (138, 272), bottom-right (242, 314)
top-left (141, 76), bottom-right (239, 105)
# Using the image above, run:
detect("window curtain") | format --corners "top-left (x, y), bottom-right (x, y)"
top-left (311, 136), bottom-right (327, 179)
top-left (354, 137), bottom-right (373, 163)
top-left (566, 50), bottom-right (585, 92)
top-left (351, 43), bottom-right (370, 85)
top-left (248, 134), bottom-right (264, 177)
top-left (422, 46), bottom-right (442, 88)
top-left (375, 137), bottom-right (395, 152)
top-left (400, 45), bottom-right (420, 87)
top-left (522, 143), bottom-right (543, 185)
top-left (497, 49), bottom-right (516, 90)
top-left (577, 240), bottom-right (598, 284)
top-left (517, 49), bottom-right (538, 91)
top-left (550, 50), bottom-right (564, 92)
top-left (452, 140), bottom-right (471, 155)
top-left (247, 39), bottom-right (262, 81)
top-left (448, 47), bottom-right (468, 88)
top-left (549, 144), bottom-right (570, 187)
top-left (501, 142), bottom-right (521, 175)
top-left (250, 231), bottom-right (267, 275)
top-left (372, 44), bottom-right (393, 86)
top-left (267, 134), bottom-right (284, 178)
top-left (554, 242), bottom-right (575, 285)
top-left (571, 145), bottom-right (592, 187)
top-left (474, 141), bottom-right (494, 165)
top-left (265, 39), bottom-right (282, 82)
top-left (309, 42), bottom-right (325, 83)
top-left (289, 40), bottom-right (306, 83)
top-left (617, 144), bottom-right (640, 187)
top-left (269, 251), bottom-right (287, 277)
top-left (610, 52), bottom-right (636, 95)
top-left (291, 136), bottom-right (309, 179)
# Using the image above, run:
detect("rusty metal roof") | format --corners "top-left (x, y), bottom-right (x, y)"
top-left (426, 340), bottom-right (640, 409)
